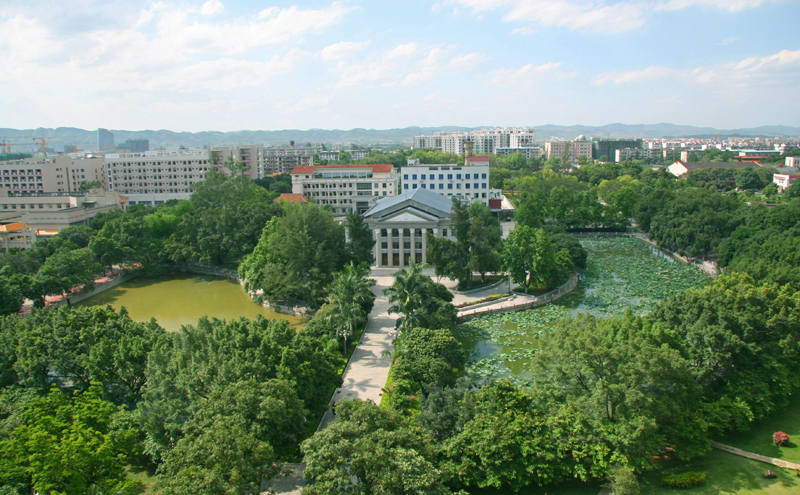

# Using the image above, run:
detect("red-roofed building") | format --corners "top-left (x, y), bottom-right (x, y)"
top-left (290, 164), bottom-right (399, 215)
top-left (274, 193), bottom-right (308, 203)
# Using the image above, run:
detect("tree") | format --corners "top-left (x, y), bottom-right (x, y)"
top-left (257, 203), bottom-right (346, 306)
top-left (466, 202), bottom-right (503, 283)
top-left (501, 226), bottom-right (556, 293)
top-left (344, 212), bottom-right (376, 266)
top-left (157, 419), bottom-right (279, 495)
top-left (549, 233), bottom-right (588, 269)
top-left (139, 316), bottom-right (339, 460)
top-left (735, 167), bottom-right (765, 190)
top-left (530, 313), bottom-right (707, 467)
top-left (30, 247), bottom-right (101, 306)
top-left (393, 327), bottom-right (466, 391)
top-left (0, 384), bottom-right (138, 495)
top-left (384, 261), bottom-right (430, 332)
top-left (301, 399), bottom-right (453, 495)
top-left (56, 226), bottom-right (93, 248)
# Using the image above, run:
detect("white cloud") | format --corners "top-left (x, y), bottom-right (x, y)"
top-left (445, 0), bottom-right (772, 34)
top-left (448, 52), bottom-right (486, 70)
top-left (200, 0), bottom-right (224, 16)
top-left (389, 42), bottom-right (418, 58)
top-left (421, 47), bottom-right (451, 66)
top-left (320, 40), bottom-right (372, 60)
top-left (485, 62), bottom-right (569, 85)
top-left (593, 49), bottom-right (800, 92)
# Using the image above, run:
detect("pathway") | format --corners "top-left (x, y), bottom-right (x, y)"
top-left (710, 441), bottom-right (800, 471)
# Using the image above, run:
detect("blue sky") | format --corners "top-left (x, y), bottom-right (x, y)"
top-left (1, 0), bottom-right (798, 132)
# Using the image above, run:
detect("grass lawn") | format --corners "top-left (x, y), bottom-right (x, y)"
top-left (637, 449), bottom-right (800, 495)
top-left (467, 479), bottom-right (601, 495)
top-left (125, 456), bottom-right (159, 495)
top-left (714, 393), bottom-right (800, 464)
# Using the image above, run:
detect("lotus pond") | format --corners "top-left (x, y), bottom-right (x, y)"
top-left (456, 237), bottom-right (713, 381)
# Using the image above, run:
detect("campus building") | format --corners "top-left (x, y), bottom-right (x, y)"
top-left (400, 157), bottom-right (494, 205)
top-left (0, 156), bottom-right (105, 194)
top-left (104, 149), bottom-right (215, 205)
top-left (362, 187), bottom-right (453, 267)
top-left (290, 164), bottom-right (399, 215)
top-left (592, 139), bottom-right (643, 160)
top-left (544, 139), bottom-right (593, 162)
top-left (414, 127), bottom-right (536, 155)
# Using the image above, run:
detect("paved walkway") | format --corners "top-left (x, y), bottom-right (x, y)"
top-left (710, 441), bottom-right (800, 470)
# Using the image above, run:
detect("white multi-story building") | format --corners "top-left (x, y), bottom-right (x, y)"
top-left (400, 157), bottom-right (499, 206)
top-left (290, 164), bottom-right (399, 215)
top-left (496, 147), bottom-right (542, 159)
top-left (105, 150), bottom-right (215, 205)
top-left (212, 144), bottom-right (318, 176)
top-left (414, 127), bottom-right (536, 155)
top-left (615, 148), bottom-right (664, 162)
top-left (0, 156), bottom-right (105, 194)
top-left (544, 140), bottom-right (592, 162)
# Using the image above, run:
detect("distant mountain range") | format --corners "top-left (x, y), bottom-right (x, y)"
top-left (1, 124), bottom-right (798, 151)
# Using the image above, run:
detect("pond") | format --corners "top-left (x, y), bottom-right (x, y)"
top-left (456, 237), bottom-right (712, 381)
top-left (78, 273), bottom-right (308, 332)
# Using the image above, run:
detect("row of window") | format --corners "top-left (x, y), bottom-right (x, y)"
top-left (403, 173), bottom-right (486, 180)
top-left (404, 183), bottom-right (487, 190)
top-left (2, 169), bottom-right (42, 175)
top-left (2, 203), bottom-right (65, 210)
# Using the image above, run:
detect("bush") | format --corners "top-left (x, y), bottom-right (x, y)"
top-left (661, 471), bottom-right (707, 489)
top-left (609, 466), bottom-right (639, 495)
top-left (774, 431), bottom-right (791, 446)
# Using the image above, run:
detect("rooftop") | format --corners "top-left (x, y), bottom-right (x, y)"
top-left (364, 187), bottom-right (452, 219)
top-left (291, 164), bottom-right (393, 174)
top-left (274, 193), bottom-right (309, 203)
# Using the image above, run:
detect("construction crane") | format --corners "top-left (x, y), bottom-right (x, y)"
top-left (0, 135), bottom-right (85, 157)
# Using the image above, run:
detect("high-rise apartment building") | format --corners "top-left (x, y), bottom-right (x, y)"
top-left (544, 139), bottom-right (593, 162)
top-left (97, 128), bottom-right (115, 153)
top-left (414, 127), bottom-right (536, 155)
top-left (117, 139), bottom-right (150, 153)
top-left (592, 139), bottom-right (643, 160)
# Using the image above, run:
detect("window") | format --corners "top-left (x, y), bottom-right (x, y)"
top-left (447, 184), bottom-right (453, 189)
top-left (465, 183), bottom-right (470, 189)
top-left (404, 184), bottom-right (409, 189)
top-left (456, 183), bottom-right (461, 189)
top-left (383, 183), bottom-right (387, 188)
top-left (412, 174), bottom-right (417, 180)
top-left (421, 184), bottom-right (426, 189)
top-left (447, 174), bottom-right (453, 179)
top-left (482, 183), bottom-right (487, 188)
top-left (482, 193), bottom-right (486, 198)
top-left (439, 184), bottom-right (444, 189)
top-left (466, 173), bottom-right (471, 179)
top-left (474, 183), bottom-right (479, 189)
top-left (442, 229), bottom-right (448, 237)
top-left (421, 174), bottom-right (426, 180)
top-left (482, 173), bottom-right (487, 179)
top-left (439, 174), bottom-right (444, 180)
top-left (456, 174), bottom-right (461, 179)
top-left (403, 174), bottom-right (408, 180)
top-left (412, 184), bottom-right (417, 189)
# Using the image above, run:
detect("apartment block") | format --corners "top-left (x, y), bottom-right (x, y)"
top-left (0, 156), bottom-right (105, 194)
top-left (496, 147), bottom-right (542, 159)
top-left (105, 150), bottom-right (214, 198)
top-left (592, 139), bottom-right (643, 160)
top-left (291, 164), bottom-right (399, 214)
top-left (414, 127), bottom-right (536, 155)
top-left (544, 140), bottom-right (592, 162)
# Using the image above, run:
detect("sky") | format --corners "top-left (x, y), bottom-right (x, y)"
top-left (1, 0), bottom-right (798, 132)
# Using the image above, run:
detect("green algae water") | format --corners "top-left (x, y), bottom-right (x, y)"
top-left (78, 273), bottom-right (307, 332)
top-left (457, 237), bottom-right (712, 381)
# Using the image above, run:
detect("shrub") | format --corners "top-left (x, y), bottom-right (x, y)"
top-left (661, 472), bottom-right (707, 489)
top-left (774, 431), bottom-right (791, 446)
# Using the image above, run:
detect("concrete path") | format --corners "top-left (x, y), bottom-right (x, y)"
top-left (710, 441), bottom-right (800, 470)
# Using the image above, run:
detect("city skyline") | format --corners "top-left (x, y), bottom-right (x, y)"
top-left (1, 0), bottom-right (798, 132)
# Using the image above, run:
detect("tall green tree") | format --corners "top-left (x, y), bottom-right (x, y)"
top-left (345, 212), bottom-right (376, 266)
top-left (501, 226), bottom-right (556, 293)
top-left (301, 399), bottom-right (453, 495)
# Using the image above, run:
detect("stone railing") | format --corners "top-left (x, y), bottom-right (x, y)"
top-left (457, 272), bottom-right (579, 322)
top-left (710, 441), bottom-right (800, 470)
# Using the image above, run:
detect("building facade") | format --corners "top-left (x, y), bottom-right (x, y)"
top-left (0, 156), bottom-right (105, 194)
top-left (362, 188), bottom-right (453, 267)
top-left (290, 164), bottom-right (399, 215)
top-left (105, 150), bottom-right (214, 195)
top-left (400, 159), bottom-right (494, 205)
top-left (592, 139), bottom-right (643, 160)
top-left (544, 140), bottom-right (593, 162)
top-left (414, 127), bottom-right (536, 155)
top-left (97, 128), bottom-right (115, 153)
top-left (495, 147), bottom-right (542, 159)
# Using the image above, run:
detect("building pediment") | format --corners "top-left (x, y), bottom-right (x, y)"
top-left (382, 208), bottom-right (439, 223)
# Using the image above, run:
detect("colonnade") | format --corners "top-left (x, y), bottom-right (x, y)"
top-left (373, 226), bottom-right (442, 267)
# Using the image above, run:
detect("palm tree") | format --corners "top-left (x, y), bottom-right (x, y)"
top-left (324, 300), bottom-right (362, 356)
top-left (383, 261), bottom-right (430, 333)
top-left (326, 262), bottom-right (375, 355)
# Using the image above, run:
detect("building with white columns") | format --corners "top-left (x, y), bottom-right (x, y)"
top-left (362, 187), bottom-right (453, 267)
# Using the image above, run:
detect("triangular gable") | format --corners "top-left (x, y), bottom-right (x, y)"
top-left (381, 207), bottom-right (440, 223)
